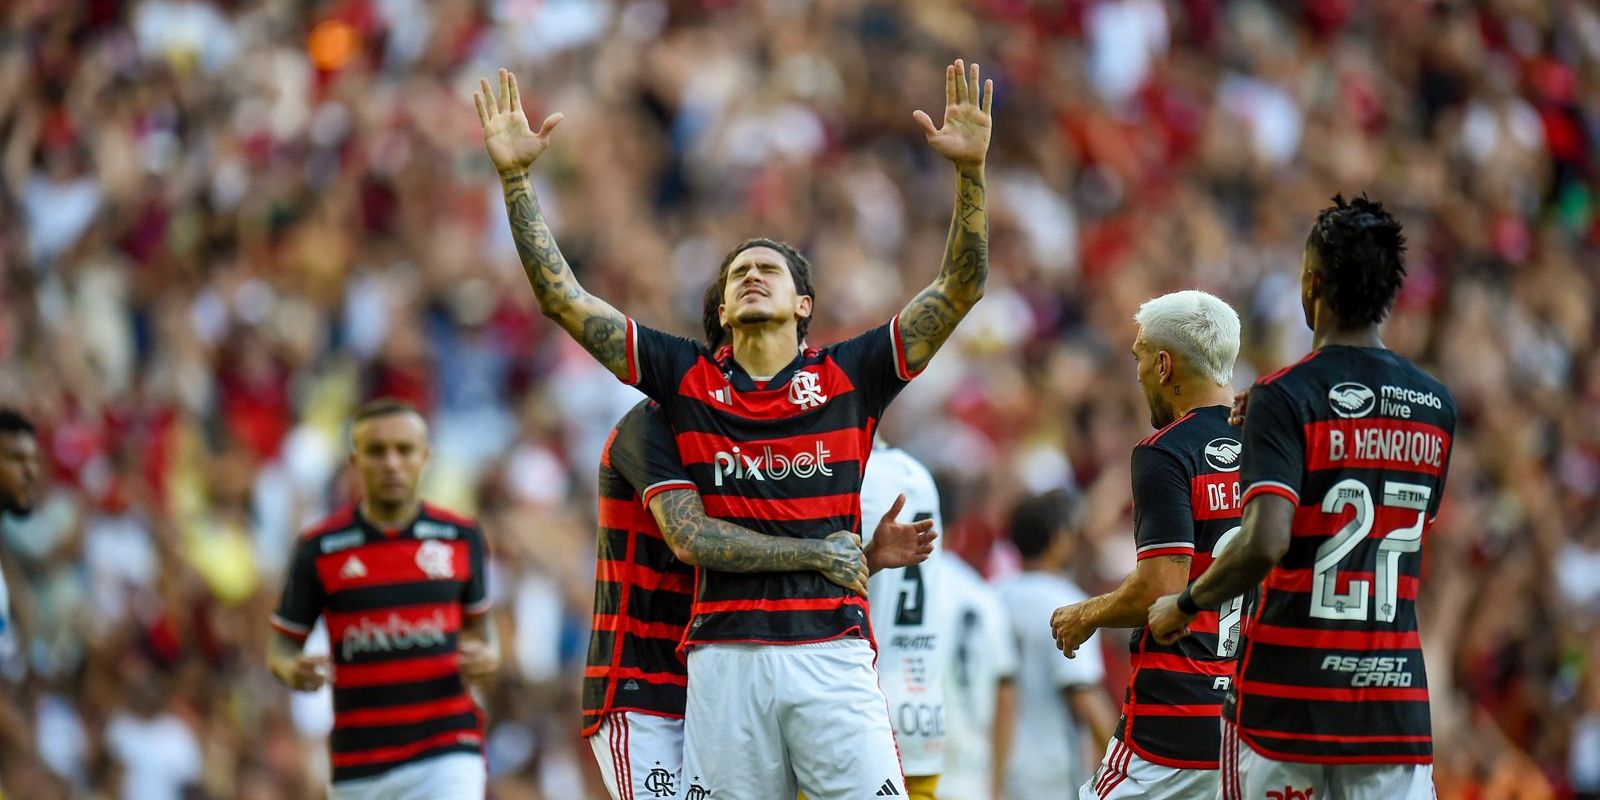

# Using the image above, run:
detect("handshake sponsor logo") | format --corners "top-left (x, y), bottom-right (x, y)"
top-left (712, 442), bottom-right (833, 486)
top-left (342, 610), bottom-right (450, 660)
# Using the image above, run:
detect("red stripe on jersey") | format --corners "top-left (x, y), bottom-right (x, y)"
top-left (596, 559), bottom-right (693, 594)
top-left (1255, 351), bottom-right (1322, 386)
top-left (336, 694), bottom-right (478, 727)
top-left (420, 504), bottom-right (478, 531)
top-left (622, 319), bottom-right (641, 386)
top-left (330, 729), bottom-right (482, 768)
top-left (302, 506), bottom-right (358, 540)
top-left (701, 493), bottom-right (860, 523)
top-left (325, 602), bottom-right (460, 642)
top-left (1242, 483), bottom-right (1299, 507)
top-left (1265, 569), bottom-right (1419, 601)
top-left (1288, 502), bottom-right (1432, 540)
top-left (1131, 652), bottom-right (1236, 677)
top-left (676, 358), bottom-right (859, 421)
top-left (1139, 412), bottom-right (1196, 447)
top-left (591, 614), bottom-right (686, 641)
top-left (1126, 703), bottom-right (1223, 717)
top-left (1187, 612), bottom-right (1219, 635)
top-left (1303, 419), bottom-right (1450, 477)
top-left (694, 595), bottom-right (868, 614)
top-left (583, 665), bottom-right (690, 686)
top-left (639, 480), bottom-right (696, 508)
top-left (335, 653), bottom-right (460, 688)
top-left (673, 428), bottom-right (868, 468)
top-left (270, 616), bottom-right (310, 641)
top-left (1242, 682), bottom-right (1429, 703)
top-left (1190, 472), bottom-right (1243, 521)
top-left (1136, 546), bottom-right (1194, 561)
top-left (316, 539), bottom-right (470, 593)
top-left (599, 426), bottom-right (620, 470)
top-left (599, 496), bottom-right (659, 532)
top-left (1247, 624), bottom-right (1420, 651)
top-left (889, 314), bottom-right (924, 381)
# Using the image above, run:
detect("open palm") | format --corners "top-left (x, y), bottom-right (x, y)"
top-left (473, 69), bottom-right (564, 177)
top-left (914, 60), bottom-right (993, 169)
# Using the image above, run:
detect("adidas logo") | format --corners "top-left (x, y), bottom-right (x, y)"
top-left (623, 679), bottom-right (640, 691)
top-left (708, 388), bottom-right (731, 406)
top-left (875, 779), bottom-right (900, 796)
top-left (340, 556), bottom-right (368, 579)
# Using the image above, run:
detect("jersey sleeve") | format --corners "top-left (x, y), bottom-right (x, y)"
top-left (624, 319), bottom-right (706, 403)
top-left (826, 320), bottom-right (920, 418)
top-left (462, 525), bottom-right (492, 617)
top-left (1238, 381), bottom-right (1306, 507)
top-left (1130, 445), bottom-right (1195, 560)
top-left (271, 537), bottom-right (323, 641)
top-left (609, 403), bottom-right (698, 508)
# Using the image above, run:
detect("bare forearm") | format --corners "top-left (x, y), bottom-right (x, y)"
top-left (992, 680), bottom-right (1016, 790)
top-left (1075, 580), bottom-right (1158, 630)
top-left (651, 491), bottom-right (823, 573)
top-left (899, 166), bottom-right (988, 372)
top-left (500, 171), bottom-right (630, 378)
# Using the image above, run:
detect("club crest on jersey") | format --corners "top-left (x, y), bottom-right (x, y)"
top-left (415, 540), bottom-right (455, 579)
top-left (1328, 382), bottom-right (1376, 418)
top-left (788, 369), bottom-right (828, 409)
top-left (1203, 438), bottom-right (1242, 472)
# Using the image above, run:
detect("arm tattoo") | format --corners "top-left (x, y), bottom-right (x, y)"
top-left (502, 171), bottom-right (631, 379)
top-left (900, 167), bottom-right (988, 373)
top-left (652, 490), bottom-right (822, 573)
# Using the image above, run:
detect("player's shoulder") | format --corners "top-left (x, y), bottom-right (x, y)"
top-left (1136, 406), bottom-right (1240, 476)
top-left (300, 505), bottom-right (360, 542)
top-left (418, 502), bottom-right (484, 540)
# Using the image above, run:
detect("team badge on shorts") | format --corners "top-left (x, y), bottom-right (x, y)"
top-left (684, 778), bottom-right (712, 799)
top-left (644, 763), bottom-right (675, 798)
top-left (415, 540), bottom-right (455, 579)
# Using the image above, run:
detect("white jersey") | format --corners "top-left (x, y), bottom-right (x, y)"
top-left (996, 571), bottom-right (1105, 797)
top-left (939, 555), bottom-right (1018, 800)
top-left (859, 444), bottom-right (946, 776)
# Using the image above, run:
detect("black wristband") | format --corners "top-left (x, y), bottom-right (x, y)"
top-left (1176, 586), bottom-right (1203, 615)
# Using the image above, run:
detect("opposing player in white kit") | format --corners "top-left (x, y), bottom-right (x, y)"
top-left (858, 440), bottom-right (946, 800)
top-left (996, 491), bottom-right (1118, 799)
top-left (940, 546), bottom-right (1018, 800)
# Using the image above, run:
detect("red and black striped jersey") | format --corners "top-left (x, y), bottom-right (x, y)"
top-left (622, 317), bottom-right (920, 646)
top-left (271, 504), bottom-right (490, 783)
top-left (1233, 345), bottom-right (1454, 764)
top-left (1120, 405), bottom-right (1245, 769)
top-left (582, 400), bottom-right (696, 736)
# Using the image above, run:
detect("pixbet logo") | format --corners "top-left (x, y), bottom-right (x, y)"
top-left (712, 442), bottom-right (833, 486)
top-left (1267, 787), bottom-right (1314, 800)
top-left (341, 610), bottom-right (449, 660)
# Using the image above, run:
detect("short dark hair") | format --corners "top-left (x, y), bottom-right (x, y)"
top-left (352, 398), bottom-right (423, 425)
top-left (702, 280), bottom-right (728, 347)
top-left (1305, 193), bottom-right (1408, 326)
top-left (712, 238), bottom-right (816, 343)
top-left (0, 409), bottom-right (34, 437)
top-left (1008, 489), bottom-right (1081, 560)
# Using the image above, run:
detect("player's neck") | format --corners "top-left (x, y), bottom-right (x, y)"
top-left (361, 497), bottom-right (422, 530)
top-left (1169, 383), bottom-right (1234, 419)
top-left (731, 325), bottom-right (801, 378)
top-left (1312, 323), bottom-right (1385, 351)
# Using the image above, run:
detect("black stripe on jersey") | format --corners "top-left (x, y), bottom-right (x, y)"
top-left (1238, 699), bottom-right (1431, 747)
top-left (325, 581), bottom-right (466, 614)
top-left (1238, 641), bottom-right (1428, 692)
top-left (334, 676), bottom-right (465, 712)
top-left (331, 712), bottom-right (479, 752)
top-left (333, 743), bottom-right (480, 783)
top-left (687, 606), bottom-right (868, 645)
top-left (695, 571), bottom-right (848, 603)
top-left (668, 394), bottom-right (870, 438)
top-left (592, 582), bottom-right (693, 624)
top-left (681, 464), bottom-right (865, 512)
top-left (699, 514), bottom-right (860, 541)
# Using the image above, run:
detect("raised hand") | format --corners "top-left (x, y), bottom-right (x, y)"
top-left (818, 530), bottom-right (871, 597)
top-left (913, 59), bottom-right (993, 170)
top-left (864, 494), bottom-right (937, 572)
top-left (473, 68), bottom-right (564, 178)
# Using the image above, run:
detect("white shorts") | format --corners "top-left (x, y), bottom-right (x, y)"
top-left (329, 752), bottom-right (485, 800)
top-left (1079, 737), bottom-right (1217, 800)
top-left (682, 639), bottom-right (906, 800)
top-left (588, 711), bottom-right (685, 800)
top-left (1219, 720), bottom-right (1435, 800)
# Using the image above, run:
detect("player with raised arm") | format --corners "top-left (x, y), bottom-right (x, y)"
top-left (476, 58), bottom-right (990, 799)
top-left (1047, 291), bottom-right (1246, 799)
top-left (586, 375), bottom-right (933, 799)
top-left (268, 400), bottom-right (498, 800)
top-left (1149, 195), bottom-right (1454, 799)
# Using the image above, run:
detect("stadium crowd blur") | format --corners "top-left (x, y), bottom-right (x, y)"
top-left (1, 0), bottom-right (1597, 797)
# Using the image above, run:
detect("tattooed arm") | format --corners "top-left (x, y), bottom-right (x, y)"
top-left (649, 489), bottom-right (869, 596)
top-left (474, 69), bottom-right (632, 380)
top-left (900, 59), bottom-right (994, 374)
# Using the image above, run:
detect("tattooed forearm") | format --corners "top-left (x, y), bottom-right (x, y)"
top-left (650, 490), bottom-right (827, 573)
top-left (899, 166), bottom-right (988, 373)
top-left (501, 171), bottom-right (631, 379)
